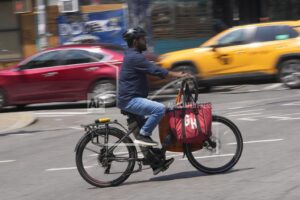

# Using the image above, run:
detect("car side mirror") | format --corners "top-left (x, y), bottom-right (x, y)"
top-left (16, 64), bottom-right (28, 71)
top-left (210, 44), bottom-right (219, 52)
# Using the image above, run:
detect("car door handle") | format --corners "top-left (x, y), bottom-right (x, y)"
top-left (42, 72), bottom-right (58, 77)
top-left (85, 67), bottom-right (99, 72)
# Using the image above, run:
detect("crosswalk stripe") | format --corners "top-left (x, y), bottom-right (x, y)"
top-left (262, 83), bottom-right (283, 90)
top-left (0, 160), bottom-right (16, 163)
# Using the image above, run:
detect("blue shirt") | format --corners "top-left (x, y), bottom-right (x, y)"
top-left (117, 48), bottom-right (169, 109)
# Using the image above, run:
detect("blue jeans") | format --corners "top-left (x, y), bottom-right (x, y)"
top-left (123, 97), bottom-right (166, 136)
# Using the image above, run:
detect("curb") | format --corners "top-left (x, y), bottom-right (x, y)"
top-left (0, 112), bottom-right (38, 134)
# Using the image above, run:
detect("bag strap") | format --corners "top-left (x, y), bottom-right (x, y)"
top-left (201, 106), bottom-right (207, 134)
top-left (181, 78), bottom-right (199, 105)
top-left (193, 108), bottom-right (203, 136)
top-left (181, 109), bottom-right (186, 141)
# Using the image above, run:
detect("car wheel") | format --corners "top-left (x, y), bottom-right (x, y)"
top-left (172, 65), bottom-right (211, 92)
top-left (279, 59), bottom-right (300, 89)
top-left (0, 89), bottom-right (5, 111)
top-left (91, 80), bottom-right (116, 107)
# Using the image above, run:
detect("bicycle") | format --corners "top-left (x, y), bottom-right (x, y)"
top-left (75, 110), bottom-right (243, 187)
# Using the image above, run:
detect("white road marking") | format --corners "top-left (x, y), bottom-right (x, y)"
top-left (237, 118), bottom-right (258, 121)
top-left (282, 101), bottom-right (300, 106)
top-left (10, 134), bottom-right (34, 136)
top-left (263, 83), bottom-right (283, 90)
top-left (69, 127), bottom-right (84, 130)
top-left (267, 113), bottom-right (300, 120)
top-left (247, 89), bottom-right (260, 92)
top-left (227, 138), bottom-right (284, 145)
top-left (276, 113), bottom-right (300, 116)
top-left (0, 160), bottom-right (16, 163)
top-left (38, 115), bottom-right (73, 118)
top-left (226, 109), bottom-right (265, 115)
top-left (46, 167), bottom-right (77, 171)
top-left (35, 112), bottom-right (88, 115)
top-left (277, 117), bottom-right (300, 121)
top-left (46, 165), bottom-right (95, 171)
top-left (166, 153), bottom-right (183, 158)
top-left (267, 116), bottom-right (292, 120)
top-left (180, 154), bottom-right (234, 160)
top-left (227, 107), bottom-right (245, 110)
top-left (34, 112), bottom-right (89, 118)
top-left (228, 112), bottom-right (262, 117)
top-left (224, 94), bottom-right (300, 111)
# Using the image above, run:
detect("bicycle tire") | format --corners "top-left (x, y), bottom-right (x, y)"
top-left (184, 115), bottom-right (243, 174)
top-left (75, 127), bottom-right (137, 187)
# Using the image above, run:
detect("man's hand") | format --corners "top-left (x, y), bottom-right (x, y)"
top-left (168, 71), bottom-right (192, 78)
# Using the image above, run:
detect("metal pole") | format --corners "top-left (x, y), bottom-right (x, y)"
top-left (36, 0), bottom-right (48, 50)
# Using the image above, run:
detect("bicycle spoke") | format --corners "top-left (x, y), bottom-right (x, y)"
top-left (76, 127), bottom-right (136, 187)
top-left (185, 115), bottom-right (243, 174)
top-left (85, 147), bottom-right (100, 154)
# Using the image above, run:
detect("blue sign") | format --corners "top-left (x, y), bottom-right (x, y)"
top-left (57, 9), bottom-right (127, 46)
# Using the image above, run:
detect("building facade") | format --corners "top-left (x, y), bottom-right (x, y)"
top-left (1, 0), bottom-right (300, 68)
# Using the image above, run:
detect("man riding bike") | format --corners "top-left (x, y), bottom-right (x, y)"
top-left (117, 27), bottom-right (189, 174)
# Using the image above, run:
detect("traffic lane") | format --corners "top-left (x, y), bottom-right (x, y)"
top-left (0, 83), bottom-right (294, 114)
top-left (1, 102), bottom-right (300, 199)
top-left (14, 87), bottom-right (300, 131)
top-left (0, 88), bottom-right (299, 199)
top-left (0, 121), bottom-right (296, 200)
top-left (0, 130), bottom-right (287, 200)
top-left (0, 128), bottom-right (84, 200)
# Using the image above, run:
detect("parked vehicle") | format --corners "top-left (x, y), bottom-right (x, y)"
top-left (158, 21), bottom-right (300, 90)
top-left (0, 44), bottom-right (125, 110)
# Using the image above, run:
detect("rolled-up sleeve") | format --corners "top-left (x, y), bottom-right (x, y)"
top-left (134, 54), bottom-right (169, 78)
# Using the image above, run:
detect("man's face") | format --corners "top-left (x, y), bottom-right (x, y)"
top-left (135, 37), bottom-right (147, 52)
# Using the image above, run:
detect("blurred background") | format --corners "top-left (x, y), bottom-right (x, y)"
top-left (1, 0), bottom-right (300, 110)
top-left (1, 0), bottom-right (300, 68)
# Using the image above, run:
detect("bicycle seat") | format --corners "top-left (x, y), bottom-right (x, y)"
top-left (121, 110), bottom-right (138, 118)
top-left (120, 110), bottom-right (145, 127)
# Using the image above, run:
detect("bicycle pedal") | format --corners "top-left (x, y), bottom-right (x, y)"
top-left (104, 167), bottom-right (111, 174)
top-left (138, 161), bottom-right (143, 171)
top-left (131, 162), bottom-right (143, 173)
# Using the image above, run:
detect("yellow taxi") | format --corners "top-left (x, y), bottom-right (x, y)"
top-left (158, 21), bottom-right (300, 89)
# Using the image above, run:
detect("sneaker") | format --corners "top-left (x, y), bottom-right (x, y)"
top-left (153, 158), bottom-right (175, 175)
top-left (134, 135), bottom-right (158, 146)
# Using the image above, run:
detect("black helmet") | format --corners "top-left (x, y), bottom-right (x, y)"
top-left (123, 27), bottom-right (146, 43)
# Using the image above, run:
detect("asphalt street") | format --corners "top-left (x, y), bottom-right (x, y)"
top-left (1, 83), bottom-right (300, 200)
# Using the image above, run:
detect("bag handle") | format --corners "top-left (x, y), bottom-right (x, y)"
top-left (179, 78), bottom-right (199, 105)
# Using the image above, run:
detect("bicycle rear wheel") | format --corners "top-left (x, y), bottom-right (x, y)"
top-left (75, 127), bottom-right (137, 187)
top-left (184, 115), bottom-right (243, 174)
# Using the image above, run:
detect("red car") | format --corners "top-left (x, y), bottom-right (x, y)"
top-left (0, 44), bottom-right (125, 110)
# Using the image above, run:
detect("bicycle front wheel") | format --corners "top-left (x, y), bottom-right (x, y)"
top-left (184, 115), bottom-right (243, 174)
top-left (75, 127), bottom-right (137, 187)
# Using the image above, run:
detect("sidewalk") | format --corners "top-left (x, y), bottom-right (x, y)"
top-left (0, 112), bottom-right (37, 134)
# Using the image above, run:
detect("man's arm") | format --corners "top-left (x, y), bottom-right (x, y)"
top-left (134, 54), bottom-right (189, 78)
top-left (167, 71), bottom-right (190, 78)
top-left (134, 54), bottom-right (168, 78)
